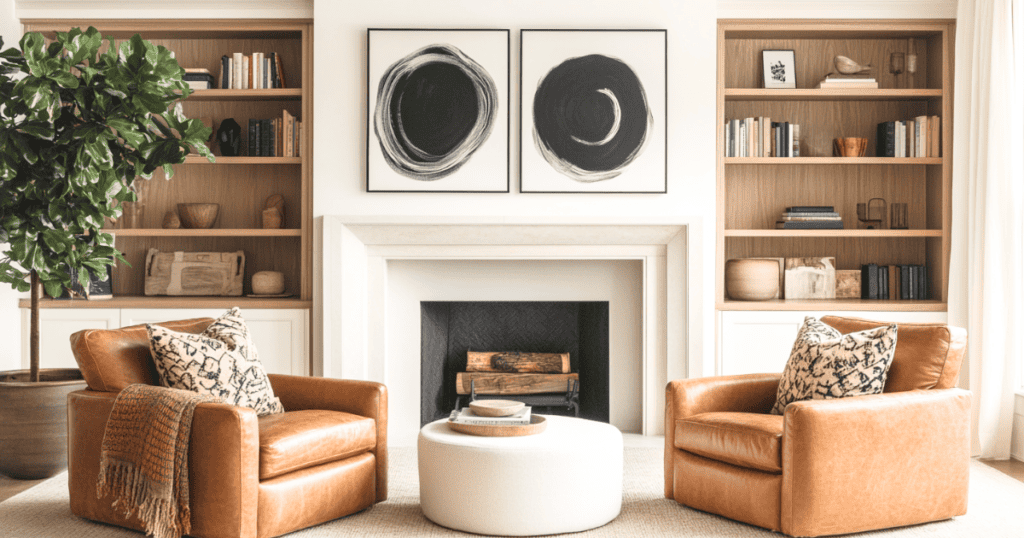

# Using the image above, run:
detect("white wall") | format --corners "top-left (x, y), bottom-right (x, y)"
top-left (314, 0), bottom-right (720, 373)
top-left (0, 0), bottom-right (23, 372)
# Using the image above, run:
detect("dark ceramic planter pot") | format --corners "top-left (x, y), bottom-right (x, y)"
top-left (0, 368), bottom-right (87, 479)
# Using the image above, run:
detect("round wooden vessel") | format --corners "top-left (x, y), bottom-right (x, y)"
top-left (469, 399), bottom-right (525, 417)
top-left (448, 415), bottom-right (547, 437)
top-left (178, 203), bottom-right (220, 229)
top-left (725, 259), bottom-right (779, 301)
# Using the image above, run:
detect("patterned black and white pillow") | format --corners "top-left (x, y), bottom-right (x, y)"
top-left (147, 307), bottom-right (284, 416)
top-left (771, 317), bottom-right (898, 415)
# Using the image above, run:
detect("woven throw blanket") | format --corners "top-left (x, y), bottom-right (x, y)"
top-left (97, 384), bottom-right (219, 538)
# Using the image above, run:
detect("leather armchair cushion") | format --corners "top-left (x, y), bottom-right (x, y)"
top-left (258, 409), bottom-right (376, 480)
top-left (821, 316), bottom-right (967, 392)
top-left (675, 412), bottom-right (784, 473)
top-left (70, 318), bottom-right (214, 392)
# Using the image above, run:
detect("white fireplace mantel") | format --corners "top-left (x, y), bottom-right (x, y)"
top-left (316, 215), bottom-right (704, 439)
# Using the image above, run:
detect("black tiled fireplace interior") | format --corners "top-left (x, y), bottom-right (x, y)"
top-left (420, 301), bottom-right (610, 426)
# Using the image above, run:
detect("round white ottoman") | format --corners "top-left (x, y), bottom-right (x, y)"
top-left (418, 415), bottom-right (623, 536)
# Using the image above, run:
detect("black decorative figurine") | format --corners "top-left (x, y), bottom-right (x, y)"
top-left (217, 118), bottom-right (242, 157)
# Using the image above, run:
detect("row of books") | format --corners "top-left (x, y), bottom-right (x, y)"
top-left (220, 52), bottom-right (287, 90)
top-left (876, 116), bottom-right (941, 158)
top-left (776, 206), bottom-right (844, 229)
top-left (247, 110), bottom-right (302, 157)
top-left (816, 71), bottom-right (878, 90)
top-left (861, 264), bottom-right (929, 300)
top-left (724, 118), bottom-right (800, 157)
top-left (449, 406), bottom-right (532, 426)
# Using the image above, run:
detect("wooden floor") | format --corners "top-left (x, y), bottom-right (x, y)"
top-left (2, 455), bottom-right (1022, 504)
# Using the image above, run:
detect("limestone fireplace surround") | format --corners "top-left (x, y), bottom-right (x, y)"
top-left (316, 216), bottom-right (701, 442)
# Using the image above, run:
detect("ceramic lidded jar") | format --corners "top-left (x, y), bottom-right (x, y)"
top-left (725, 259), bottom-right (780, 301)
top-left (251, 271), bottom-right (285, 295)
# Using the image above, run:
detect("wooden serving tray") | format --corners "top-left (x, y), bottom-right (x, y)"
top-left (447, 415), bottom-right (547, 437)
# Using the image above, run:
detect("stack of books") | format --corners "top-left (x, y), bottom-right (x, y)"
top-left (724, 117), bottom-right (800, 157)
top-left (861, 264), bottom-right (928, 300)
top-left (816, 72), bottom-right (878, 89)
top-left (183, 68), bottom-right (215, 90)
top-left (220, 52), bottom-right (287, 90)
top-left (876, 117), bottom-right (941, 158)
top-left (248, 109), bottom-right (302, 157)
top-left (776, 206), bottom-right (843, 229)
top-left (449, 406), bottom-right (532, 426)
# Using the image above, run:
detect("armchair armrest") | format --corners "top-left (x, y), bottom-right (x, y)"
top-left (68, 390), bottom-right (260, 538)
top-left (267, 374), bottom-right (388, 502)
top-left (664, 374), bottom-right (781, 498)
top-left (781, 388), bottom-right (971, 537)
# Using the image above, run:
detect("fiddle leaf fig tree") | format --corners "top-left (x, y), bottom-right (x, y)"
top-left (0, 27), bottom-right (214, 381)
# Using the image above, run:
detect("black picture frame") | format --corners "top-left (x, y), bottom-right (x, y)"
top-left (519, 29), bottom-right (668, 194)
top-left (762, 49), bottom-right (797, 89)
top-left (366, 28), bottom-right (510, 193)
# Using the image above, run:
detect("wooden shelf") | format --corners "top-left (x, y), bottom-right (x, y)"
top-left (184, 155), bottom-right (302, 165)
top-left (724, 89), bottom-right (944, 101)
top-left (719, 299), bottom-right (947, 312)
top-left (21, 297), bottom-right (311, 310)
top-left (104, 229), bottom-right (301, 237)
top-left (725, 157), bottom-right (942, 165)
top-left (184, 89), bottom-right (303, 101)
top-left (725, 229), bottom-right (943, 238)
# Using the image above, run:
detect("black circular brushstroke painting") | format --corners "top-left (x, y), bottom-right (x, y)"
top-left (374, 44), bottom-right (498, 181)
top-left (533, 54), bottom-right (652, 183)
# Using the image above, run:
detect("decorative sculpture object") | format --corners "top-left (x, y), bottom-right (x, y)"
top-left (162, 210), bottom-right (181, 229)
top-left (833, 137), bottom-right (868, 157)
top-left (889, 52), bottom-right (906, 88)
top-left (217, 118), bottom-right (242, 157)
top-left (834, 55), bottom-right (872, 75)
top-left (262, 194), bottom-right (285, 229)
top-left (857, 198), bottom-right (887, 229)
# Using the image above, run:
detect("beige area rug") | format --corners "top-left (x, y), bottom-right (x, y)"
top-left (2, 447), bottom-right (1023, 537)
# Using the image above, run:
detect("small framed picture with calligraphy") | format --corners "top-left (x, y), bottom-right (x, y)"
top-left (762, 50), bottom-right (796, 89)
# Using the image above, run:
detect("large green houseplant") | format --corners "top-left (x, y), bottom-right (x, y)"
top-left (0, 28), bottom-right (213, 479)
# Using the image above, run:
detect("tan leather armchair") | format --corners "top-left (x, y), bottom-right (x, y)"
top-left (665, 316), bottom-right (970, 537)
top-left (67, 319), bottom-right (387, 538)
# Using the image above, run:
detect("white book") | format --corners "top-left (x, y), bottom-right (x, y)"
top-left (232, 52), bottom-right (243, 90)
top-left (450, 406), bottom-right (532, 426)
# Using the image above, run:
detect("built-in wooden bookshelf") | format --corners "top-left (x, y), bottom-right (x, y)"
top-left (21, 19), bottom-right (313, 309)
top-left (717, 19), bottom-right (954, 312)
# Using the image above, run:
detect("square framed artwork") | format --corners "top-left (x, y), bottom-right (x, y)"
top-left (520, 29), bottom-right (667, 193)
top-left (762, 49), bottom-right (797, 89)
top-left (367, 29), bottom-right (510, 192)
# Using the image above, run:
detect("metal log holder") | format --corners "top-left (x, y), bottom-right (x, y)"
top-left (455, 378), bottom-right (580, 417)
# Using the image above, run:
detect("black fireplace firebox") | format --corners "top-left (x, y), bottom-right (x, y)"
top-left (420, 301), bottom-right (609, 426)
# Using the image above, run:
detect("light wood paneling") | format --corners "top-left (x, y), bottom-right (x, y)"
top-left (724, 237), bottom-right (928, 270)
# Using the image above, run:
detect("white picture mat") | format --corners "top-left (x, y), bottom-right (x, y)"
top-left (367, 30), bottom-right (509, 192)
top-left (520, 30), bottom-right (666, 193)
top-left (762, 50), bottom-right (796, 89)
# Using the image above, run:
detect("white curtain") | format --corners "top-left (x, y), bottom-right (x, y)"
top-left (950, 0), bottom-right (1024, 459)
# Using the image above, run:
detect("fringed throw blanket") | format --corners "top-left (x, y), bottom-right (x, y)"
top-left (98, 384), bottom-right (219, 538)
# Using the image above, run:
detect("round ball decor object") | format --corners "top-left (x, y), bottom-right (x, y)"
top-left (251, 271), bottom-right (285, 295)
top-left (217, 118), bottom-right (242, 157)
top-left (725, 259), bottom-right (779, 301)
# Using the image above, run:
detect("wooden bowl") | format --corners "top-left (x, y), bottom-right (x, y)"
top-left (448, 415), bottom-right (547, 437)
top-left (832, 137), bottom-right (868, 157)
top-left (469, 399), bottom-right (525, 417)
top-left (177, 203), bottom-right (219, 229)
top-left (725, 259), bottom-right (779, 301)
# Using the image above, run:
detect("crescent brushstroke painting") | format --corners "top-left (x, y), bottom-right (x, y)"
top-left (520, 30), bottom-right (666, 193)
top-left (367, 29), bottom-right (509, 192)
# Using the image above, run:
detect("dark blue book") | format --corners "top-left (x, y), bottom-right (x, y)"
top-left (221, 55), bottom-right (230, 89)
top-left (861, 264), bottom-right (879, 300)
top-left (786, 206), bottom-right (835, 213)
top-left (248, 119), bottom-right (257, 157)
top-left (877, 121), bottom-right (896, 157)
top-left (775, 221), bottom-right (844, 229)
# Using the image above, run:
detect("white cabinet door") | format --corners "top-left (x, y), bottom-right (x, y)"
top-left (119, 309), bottom-right (309, 376)
top-left (719, 310), bottom-right (949, 376)
top-left (21, 309), bottom-right (121, 370)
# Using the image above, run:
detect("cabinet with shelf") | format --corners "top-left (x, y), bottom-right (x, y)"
top-left (22, 19), bottom-right (313, 309)
top-left (716, 19), bottom-right (953, 314)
